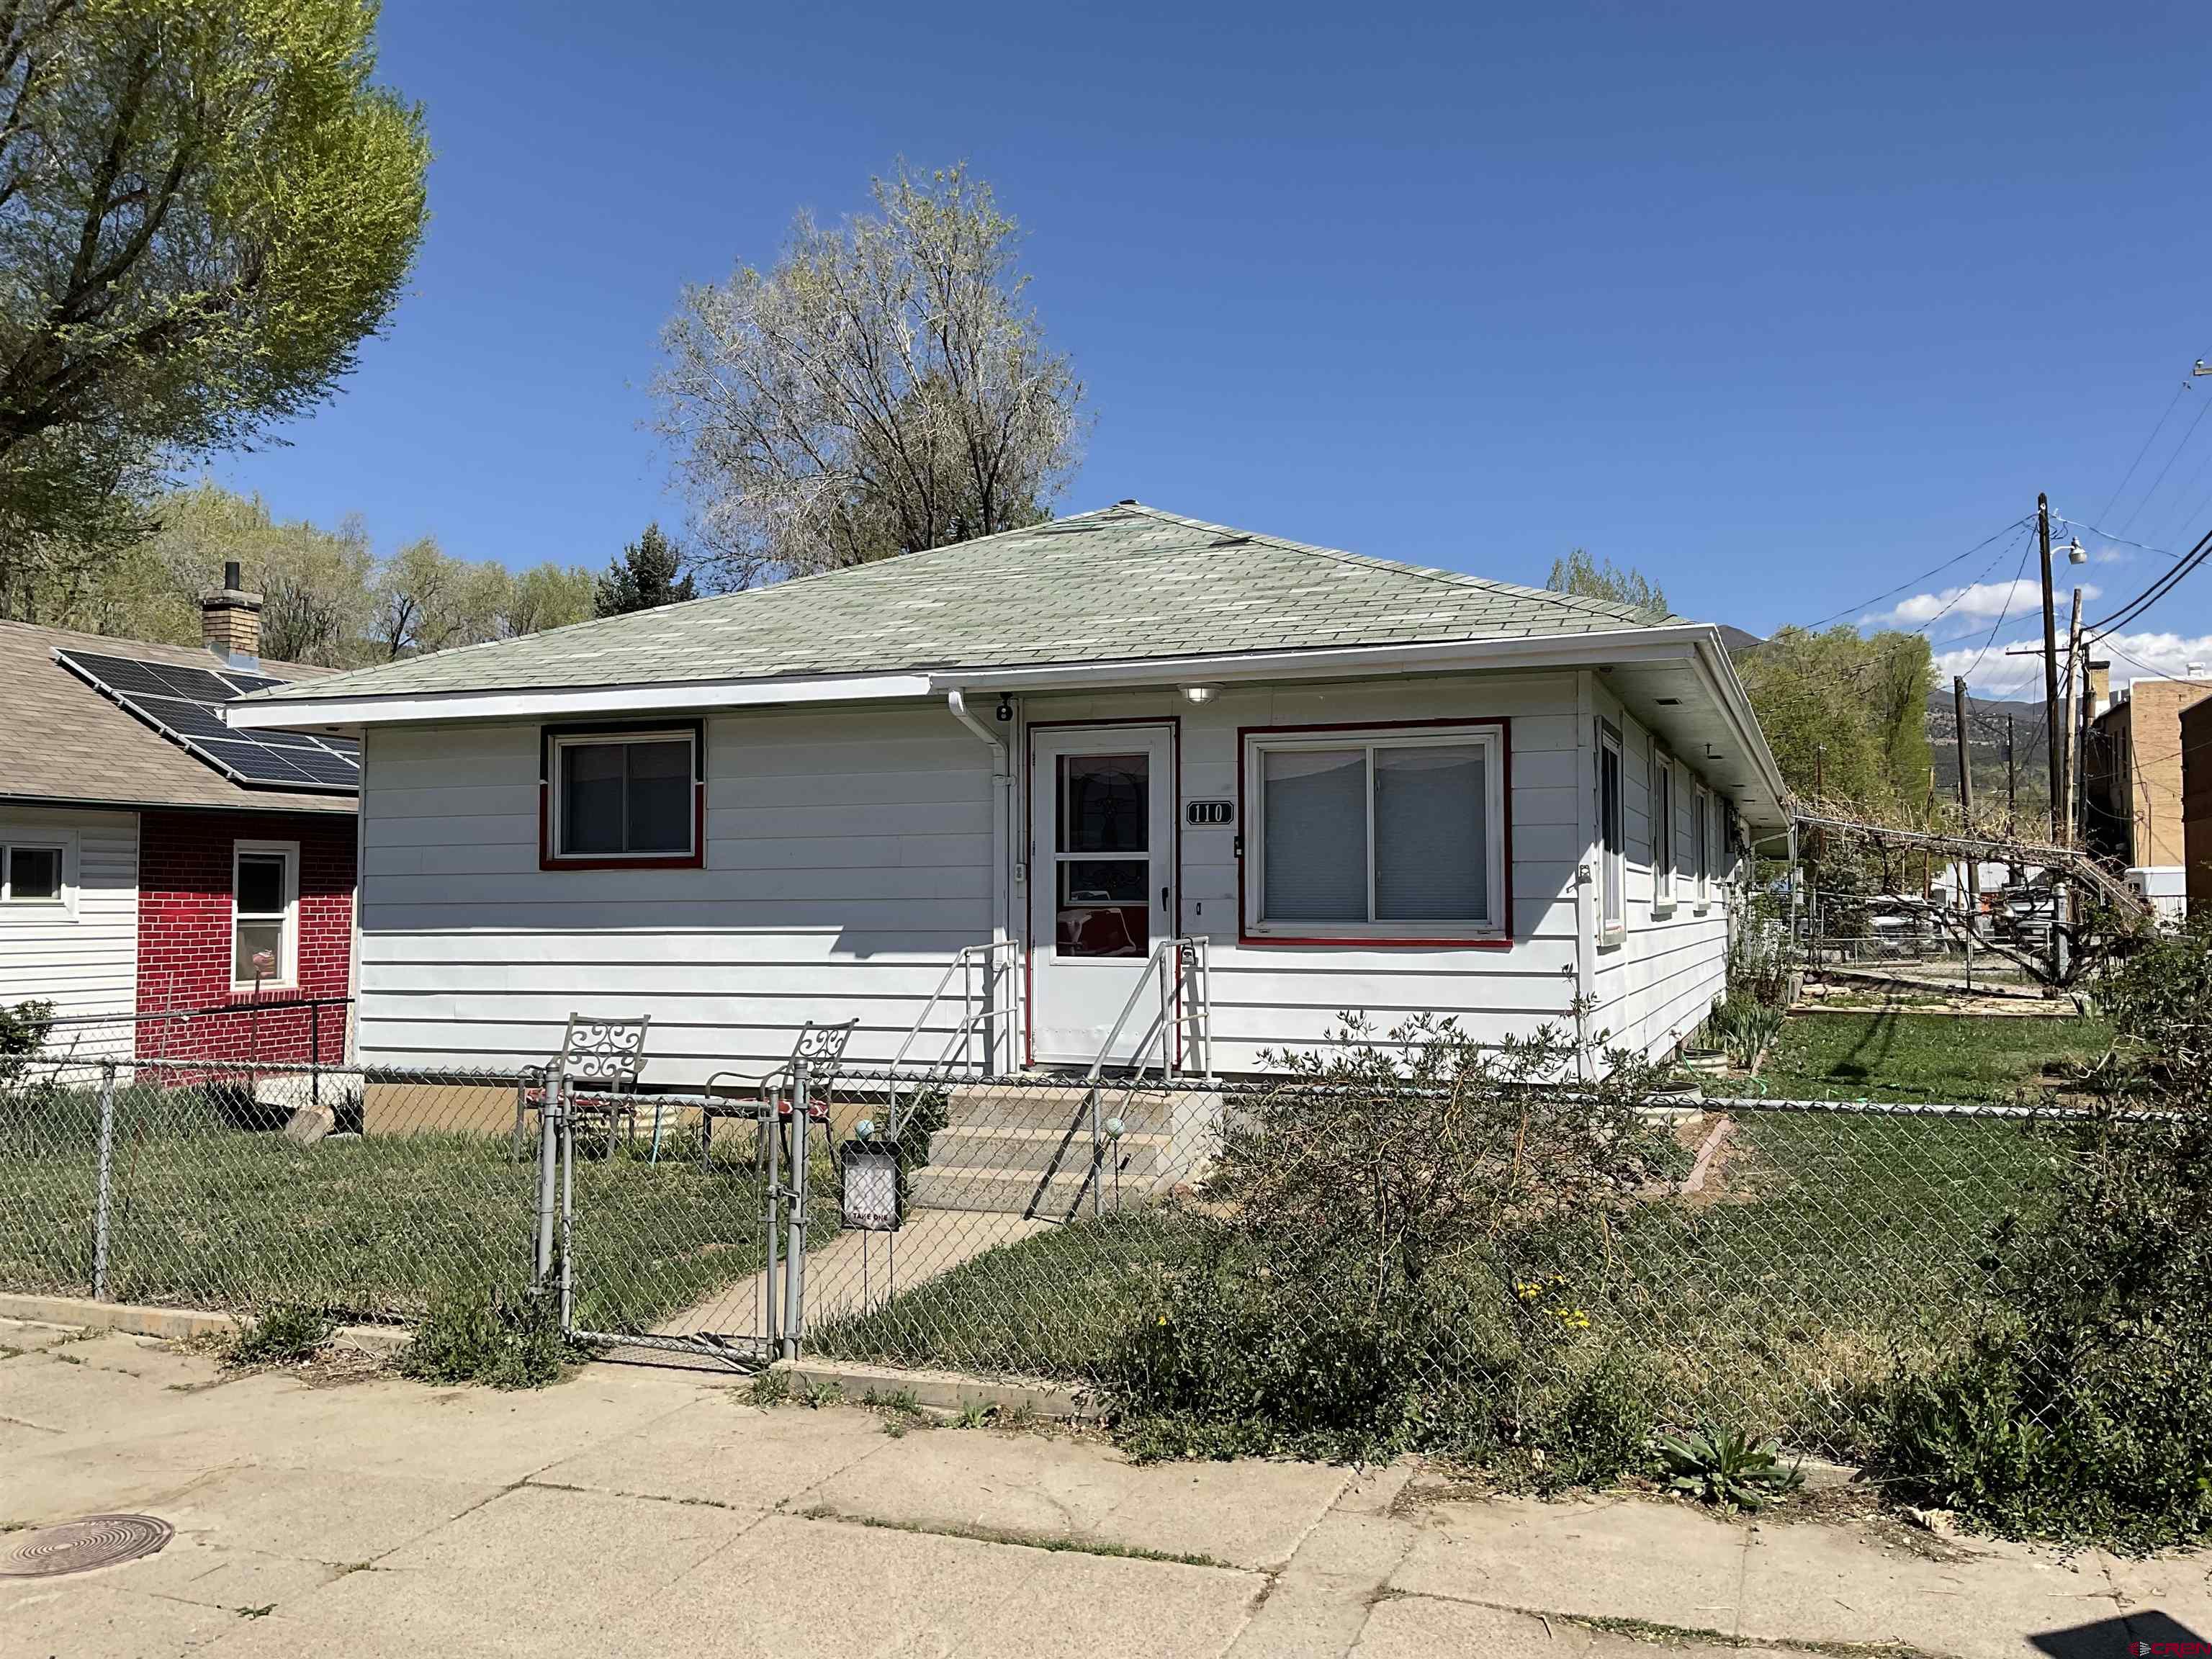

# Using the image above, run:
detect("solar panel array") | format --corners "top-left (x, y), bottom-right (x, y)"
top-left (54, 649), bottom-right (360, 795)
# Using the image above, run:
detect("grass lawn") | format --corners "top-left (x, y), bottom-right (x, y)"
top-left (1758, 1010), bottom-right (2111, 1102)
top-left (0, 1083), bottom-right (834, 1334)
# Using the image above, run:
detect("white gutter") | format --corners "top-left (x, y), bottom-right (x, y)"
top-left (224, 671), bottom-right (937, 732)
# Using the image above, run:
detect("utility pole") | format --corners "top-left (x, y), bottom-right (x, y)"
top-left (1954, 676), bottom-right (1977, 988)
top-left (2005, 713), bottom-right (2016, 822)
top-left (2038, 493), bottom-right (2063, 843)
top-left (2059, 589), bottom-right (2082, 848)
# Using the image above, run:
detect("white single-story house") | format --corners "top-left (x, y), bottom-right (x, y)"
top-left (230, 503), bottom-right (1788, 1086)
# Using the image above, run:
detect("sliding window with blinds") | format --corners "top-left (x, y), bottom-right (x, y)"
top-left (1244, 724), bottom-right (1506, 942)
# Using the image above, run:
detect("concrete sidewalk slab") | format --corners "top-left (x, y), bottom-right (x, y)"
top-left (796, 1421), bottom-right (1352, 1571)
top-left (531, 1396), bottom-right (891, 1513)
top-left (1735, 1520), bottom-right (2128, 1659)
top-left (1388, 1495), bottom-right (1749, 1635)
top-left (0, 1578), bottom-right (240, 1659)
top-left (1352, 1596), bottom-right (1796, 1658)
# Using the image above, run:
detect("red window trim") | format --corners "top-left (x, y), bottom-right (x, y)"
top-left (539, 718), bottom-right (707, 872)
top-left (1235, 715), bottom-right (1514, 950)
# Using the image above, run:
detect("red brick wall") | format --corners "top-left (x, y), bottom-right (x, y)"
top-left (135, 809), bottom-right (356, 1064)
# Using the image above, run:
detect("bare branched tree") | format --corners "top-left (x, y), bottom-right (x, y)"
top-left (652, 162), bottom-right (1085, 588)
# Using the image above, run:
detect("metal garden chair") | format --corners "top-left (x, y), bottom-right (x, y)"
top-left (701, 1020), bottom-right (858, 1161)
top-left (511, 1013), bottom-right (652, 1159)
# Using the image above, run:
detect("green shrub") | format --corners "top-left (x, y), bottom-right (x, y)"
top-left (0, 999), bottom-right (53, 1093)
top-left (1102, 1011), bottom-right (1677, 1480)
top-left (1707, 997), bottom-right (1784, 1069)
top-left (399, 1284), bottom-right (579, 1390)
top-left (1868, 1110), bottom-right (2212, 1551)
top-left (1864, 918), bottom-right (2212, 1548)
top-left (226, 1301), bottom-right (337, 1367)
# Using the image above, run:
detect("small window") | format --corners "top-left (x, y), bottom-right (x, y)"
top-left (547, 727), bottom-right (701, 864)
top-left (1598, 722), bottom-right (1624, 938)
top-left (1244, 724), bottom-right (1505, 940)
top-left (1694, 784), bottom-right (1712, 908)
top-left (232, 841), bottom-right (298, 989)
top-left (1, 843), bottom-right (65, 904)
top-left (1653, 752), bottom-right (1675, 909)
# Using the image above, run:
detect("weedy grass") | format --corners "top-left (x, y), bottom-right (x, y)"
top-left (1760, 1011), bottom-right (2110, 1102)
top-left (0, 1090), bottom-right (840, 1334)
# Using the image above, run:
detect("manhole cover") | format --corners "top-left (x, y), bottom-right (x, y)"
top-left (0, 1515), bottom-right (173, 1578)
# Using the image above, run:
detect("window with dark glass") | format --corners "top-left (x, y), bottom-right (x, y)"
top-left (1, 844), bottom-right (63, 904)
top-left (554, 732), bottom-right (696, 859)
top-left (1054, 751), bottom-right (1150, 957)
top-left (1599, 724), bottom-right (1624, 936)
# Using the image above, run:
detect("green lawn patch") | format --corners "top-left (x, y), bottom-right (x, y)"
top-left (1759, 1010), bottom-right (2110, 1102)
top-left (0, 1083), bottom-right (831, 1333)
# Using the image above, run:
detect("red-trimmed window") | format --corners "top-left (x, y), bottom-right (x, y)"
top-left (543, 722), bottom-right (703, 868)
top-left (1243, 723), bottom-right (1506, 941)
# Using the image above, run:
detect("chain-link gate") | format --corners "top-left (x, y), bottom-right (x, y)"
top-left (535, 1069), bottom-right (819, 1368)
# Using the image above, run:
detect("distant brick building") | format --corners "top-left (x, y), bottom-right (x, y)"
top-left (2181, 698), bottom-right (2212, 920)
top-left (2084, 673), bottom-right (2212, 921)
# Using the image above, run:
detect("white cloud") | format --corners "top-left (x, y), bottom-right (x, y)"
top-left (1865, 578), bottom-right (2096, 629)
top-left (2092, 543), bottom-right (2131, 564)
top-left (1935, 628), bottom-right (2212, 701)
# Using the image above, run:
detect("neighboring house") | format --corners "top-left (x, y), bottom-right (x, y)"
top-left (2082, 668), bottom-right (2211, 921)
top-left (231, 503), bottom-right (1787, 1084)
top-left (2181, 697), bottom-right (2212, 919)
top-left (0, 567), bottom-right (359, 1061)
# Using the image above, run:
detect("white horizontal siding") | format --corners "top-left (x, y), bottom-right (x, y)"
top-left (356, 708), bottom-right (994, 1081)
top-left (1586, 681), bottom-right (1731, 1061)
top-left (1022, 673), bottom-right (1592, 1071)
top-left (0, 806), bottom-right (137, 1045)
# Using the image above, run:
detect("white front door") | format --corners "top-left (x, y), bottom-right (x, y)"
top-left (1028, 724), bottom-right (1175, 1065)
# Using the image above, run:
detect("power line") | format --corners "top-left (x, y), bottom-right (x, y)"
top-left (2048, 513), bottom-right (2179, 560)
top-left (2097, 377), bottom-right (2191, 525)
top-left (2118, 386), bottom-right (2212, 536)
top-left (1800, 514), bottom-right (2033, 631)
top-left (2086, 524), bottom-right (2212, 635)
top-left (1948, 532), bottom-right (2038, 685)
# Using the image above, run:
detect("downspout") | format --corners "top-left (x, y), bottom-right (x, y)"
top-left (1572, 670), bottom-right (1597, 1079)
top-left (946, 689), bottom-right (1012, 1072)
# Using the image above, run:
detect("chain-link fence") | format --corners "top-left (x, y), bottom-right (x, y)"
top-left (0, 1040), bottom-right (2097, 1449)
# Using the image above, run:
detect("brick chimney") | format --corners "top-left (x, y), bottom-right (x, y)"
top-left (2087, 660), bottom-right (2110, 719)
top-left (201, 559), bottom-right (263, 666)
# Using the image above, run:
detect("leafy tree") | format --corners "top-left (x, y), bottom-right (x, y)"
top-left (0, 0), bottom-right (429, 567)
top-left (1737, 625), bottom-right (1934, 811)
top-left (1546, 549), bottom-right (1668, 622)
top-left (503, 562), bottom-right (595, 637)
top-left (593, 523), bottom-right (696, 616)
top-left (654, 161), bottom-right (1084, 588)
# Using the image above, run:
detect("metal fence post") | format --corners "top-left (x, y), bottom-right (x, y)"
top-left (534, 1071), bottom-right (562, 1287)
top-left (92, 1060), bottom-right (117, 1301)
top-left (781, 1058), bottom-right (809, 1360)
top-left (558, 1085), bottom-right (575, 1333)
top-left (763, 1087), bottom-right (781, 1349)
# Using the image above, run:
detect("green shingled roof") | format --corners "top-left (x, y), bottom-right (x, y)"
top-left (243, 503), bottom-right (1681, 704)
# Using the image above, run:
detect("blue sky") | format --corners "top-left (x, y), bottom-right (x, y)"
top-left (215, 2), bottom-right (2212, 696)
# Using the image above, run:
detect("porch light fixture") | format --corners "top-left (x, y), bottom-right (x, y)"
top-left (1182, 685), bottom-right (1218, 705)
top-left (994, 696), bottom-right (1013, 722)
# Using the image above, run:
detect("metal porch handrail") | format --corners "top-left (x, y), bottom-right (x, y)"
top-left (885, 940), bottom-right (1020, 1138)
top-left (1051, 935), bottom-right (1213, 1220)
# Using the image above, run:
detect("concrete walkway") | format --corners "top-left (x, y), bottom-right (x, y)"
top-left (657, 1209), bottom-right (1052, 1341)
top-left (1, 1315), bottom-right (2205, 1658)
